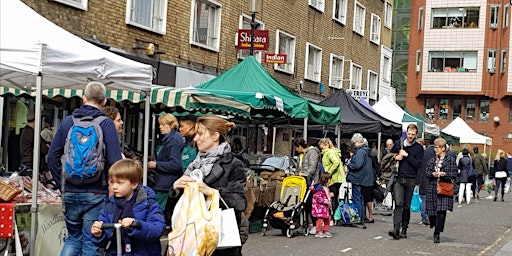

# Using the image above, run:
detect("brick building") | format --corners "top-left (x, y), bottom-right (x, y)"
top-left (20, 0), bottom-right (393, 102)
top-left (406, 0), bottom-right (512, 152)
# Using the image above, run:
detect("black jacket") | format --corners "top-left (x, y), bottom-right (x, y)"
top-left (419, 146), bottom-right (435, 195)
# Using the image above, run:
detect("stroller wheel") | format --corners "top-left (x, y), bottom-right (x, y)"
top-left (286, 229), bottom-right (293, 238)
top-left (261, 227), bottom-right (267, 236)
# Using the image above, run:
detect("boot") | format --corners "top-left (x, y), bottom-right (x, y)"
top-left (388, 229), bottom-right (400, 240)
top-left (400, 228), bottom-right (407, 238)
top-left (433, 232), bottom-right (440, 243)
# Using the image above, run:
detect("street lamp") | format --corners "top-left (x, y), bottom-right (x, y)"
top-left (248, 0), bottom-right (260, 56)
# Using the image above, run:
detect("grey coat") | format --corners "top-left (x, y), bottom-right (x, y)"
top-left (425, 154), bottom-right (457, 215)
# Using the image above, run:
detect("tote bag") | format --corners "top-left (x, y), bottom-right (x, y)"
top-left (168, 182), bottom-right (220, 256)
top-left (217, 198), bottom-right (241, 249)
top-left (410, 186), bottom-right (421, 212)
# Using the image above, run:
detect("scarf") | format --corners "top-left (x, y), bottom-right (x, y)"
top-left (111, 189), bottom-right (138, 255)
top-left (184, 142), bottom-right (231, 178)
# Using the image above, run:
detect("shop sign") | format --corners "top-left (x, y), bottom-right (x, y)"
top-left (264, 54), bottom-right (287, 64)
top-left (237, 29), bottom-right (269, 50)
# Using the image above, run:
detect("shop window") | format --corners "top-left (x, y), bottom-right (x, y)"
top-left (466, 99), bottom-right (476, 120)
top-left (452, 99), bottom-right (462, 119)
top-left (479, 99), bottom-right (489, 121)
top-left (126, 0), bottom-right (167, 34)
top-left (439, 99), bottom-right (448, 120)
top-left (425, 98), bottom-right (435, 119)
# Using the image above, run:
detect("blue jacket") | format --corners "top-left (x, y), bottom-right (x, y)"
top-left (346, 145), bottom-right (374, 186)
top-left (92, 186), bottom-right (166, 256)
top-left (391, 140), bottom-right (424, 179)
top-left (47, 105), bottom-right (122, 193)
top-left (154, 130), bottom-right (184, 192)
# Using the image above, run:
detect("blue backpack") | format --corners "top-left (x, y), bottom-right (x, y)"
top-left (62, 116), bottom-right (107, 185)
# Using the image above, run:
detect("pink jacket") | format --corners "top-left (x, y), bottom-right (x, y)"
top-left (311, 186), bottom-right (331, 218)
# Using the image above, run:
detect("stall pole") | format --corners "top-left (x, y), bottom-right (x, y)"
top-left (336, 124), bottom-right (341, 149)
top-left (30, 74), bottom-right (43, 256)
top-left (377, 132), bottom-right (382, 163)
top-left (272, 126), bottom-right (276, 155)
top-left (142, 94), bottom-right (150, 186)
top-left (303, 118), bottom-right (308, 141)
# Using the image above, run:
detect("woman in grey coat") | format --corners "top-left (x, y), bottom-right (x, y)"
top-left (425, 138), bottom-right (457, 243)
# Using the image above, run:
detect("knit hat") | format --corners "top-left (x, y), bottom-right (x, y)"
top-left (473, 146), bottom-right (479, 154)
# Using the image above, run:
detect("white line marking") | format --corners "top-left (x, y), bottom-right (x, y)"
top-left (341, 248), bottom-right (353, 253)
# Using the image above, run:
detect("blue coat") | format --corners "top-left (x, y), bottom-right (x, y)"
top-left (154, 130), bottom-right (184, 192)
top-left (347, 145), bottom-right (374, 186)
top-left (92, 186), bottom-right (166, 256)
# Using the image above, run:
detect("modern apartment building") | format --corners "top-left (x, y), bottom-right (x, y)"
top-left (406, 0), bottom-right (511, 152)
top-left (20, 0), bottom-right (393, 102)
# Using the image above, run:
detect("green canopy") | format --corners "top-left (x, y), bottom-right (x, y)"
top-left (0, 86), bottom-right (145, 102)
top-left (197, 56), bottom-right (340, 124)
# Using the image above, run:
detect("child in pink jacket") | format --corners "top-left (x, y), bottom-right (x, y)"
top-left (312, 173), bottom-right (333, 238)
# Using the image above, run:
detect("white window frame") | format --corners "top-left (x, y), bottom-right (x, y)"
top-left (274, 30), bottom-right (296, 74)
top-left (333, 0), bottom-right (348, 25)
top-left (126, 0), bottom-right (167, 35)
top-left (370, 13), bottom-right (381, 45)
top-left (189, 0), bottom-right (222, 51)
top-left (504, 4), bottom-right (510, 28)
top-left (415, 50), bottom-right (421, 72)
top-left (418, 7), bottom-right (424, 30)
top-left (52, 0), bottom-right (88, 10)
top-left (367, 70), bottom-right (378, 100)
top-left (382, 56), bottom-right (390, 82)
top-left (353, 1), bottom-right (366, 36)
top-left (329, 53), bottom-right (345, 89)
top-left (490, 5), bottom-right (499, 29)
top-left (237, 14), bottom-right (264, 62)
top-left (304, 43), bottom-right (323, 82)
top-left (488, 49), bottom-right (497, 72)
top-left (309, 0), bottom-right (325, 13)
top-left (350, 62), bottom-right (363, 90)
top-left (501, 50), bottom-right (507, 73)
top-left (384, 1), bottom-right (392, 29)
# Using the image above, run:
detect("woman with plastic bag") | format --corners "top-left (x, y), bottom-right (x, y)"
top-left (170, 115), bottom-right (247, 256)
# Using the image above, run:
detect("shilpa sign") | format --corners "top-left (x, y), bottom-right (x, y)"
top-left (237, 29), bottom-right (269, 50)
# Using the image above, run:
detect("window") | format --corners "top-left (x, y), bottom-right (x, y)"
top-left (190, 0), bottom-right (221, 51)
top-left (52, 0), bottom-right (88, 10)
top-left (367, 70), bottom-right (378, 100)
top-left (452, 99), bottom-right (462, 119)
top-left (429, 51), bottom-right (477, 72)
top-left (238, 15), bottom-right (263, 61)
top-left (466, 99), bottom-right (476, 120)
top-left (431, 7), bottom-right (479, 29)
top-left (309, 0), bottom-right (324, 12)
top-left (418, 7), bottom-right (424, 30)
top-left (370, 13), bottom-right (381, 44)
top-left (425, 98), bottom-right (435, 119)
top-left (350, 63), bottom-right (362, 90)
top-left (329, 54), bottom-right (344, 89)
top-left (504, 5), bottom-right (510, 28)
top-left (305, 43), bottom-right (322, 82)
top-left (490, 5), bottom-right (499, 29)
top-left (480, 99), bottom-right (489, 121)
top-left (501, 50), bottom-right (507, 73)
top-left (488, 50), bottom-right (497, 73)
top-left (384, 2), bottom-right (392, 29)
top-left (333, 0), bottom-right (348, 24)
top-left (415, 50), bottom-right (421, 72)
top-left (274, 30), bottom-right (296, 74)
top-left (353, 1), bottom-right (366, 36)
top-left (382, 56), bottom-right (390, 82)
top-left (439, 99), bottom-right (448, 120)
top-left (126, 0), bottom-right (167, 34)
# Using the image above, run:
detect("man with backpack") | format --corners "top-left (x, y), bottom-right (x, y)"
top-left (48, 82), bottom-right (122, 256)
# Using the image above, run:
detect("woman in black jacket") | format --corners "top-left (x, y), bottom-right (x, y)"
top-left (493, 149), bottom-right (510, 202)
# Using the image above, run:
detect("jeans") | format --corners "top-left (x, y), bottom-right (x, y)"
top-left (473, 174), bottom-right (484, 197)
top-left (60, 193), bottom-right (107, 256)
top-left (391, 177), bottom-right (416, 230)
top-left (419, 194), bottom-right (428, 222)
top-left (352, 185), bottom-right (365, 223)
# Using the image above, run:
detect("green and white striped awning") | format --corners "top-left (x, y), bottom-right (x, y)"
top-left (0, 86), bottom-right (145, 103)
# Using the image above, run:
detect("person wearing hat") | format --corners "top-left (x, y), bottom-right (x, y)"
top-left (19, 109), bottom-right (49, 176)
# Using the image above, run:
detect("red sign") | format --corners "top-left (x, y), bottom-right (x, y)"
top-left (264, 54), bottom-right (287, 64)
top-left (237, 29), bottom-right (269, 50)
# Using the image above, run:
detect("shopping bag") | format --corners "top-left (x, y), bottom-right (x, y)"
top-left (217, 198), bottom-right (241, 249)
top-left (410, 186), bottom-right (421, 212)
top-left (168, 183), bottom-right (220, 256)
top-left (337, 200), bottom-right (360, 225)
top-left (483, 176), bottom-right (494, 191)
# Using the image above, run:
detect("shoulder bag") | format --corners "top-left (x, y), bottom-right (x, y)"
top-left (436, 158), bottom-right (454, 196)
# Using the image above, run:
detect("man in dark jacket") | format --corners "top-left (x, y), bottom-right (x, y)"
top-left (47, 82), bottom-right (122, 255)
top-left (472, 146), bottom-right (488, 199)
top-left (19, 109), bottom-right (49, 176)
top-left (388, 124), bottom-right (424, 240)
top-left (418, 136), bottom-right (437, 226)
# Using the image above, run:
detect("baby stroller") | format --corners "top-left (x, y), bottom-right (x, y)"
top-left (261, 176), bottom-right (310, 238)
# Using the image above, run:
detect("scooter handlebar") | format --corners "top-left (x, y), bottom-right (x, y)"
top-left (101, 221), bottom-right (141, 230)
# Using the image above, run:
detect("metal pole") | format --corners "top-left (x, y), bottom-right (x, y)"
top-left (30, 74), bottom-right (43, 256)
top-left (143, 94), bottom-right (150, 186)
top-left (249, 12), bottom-right (256, 56)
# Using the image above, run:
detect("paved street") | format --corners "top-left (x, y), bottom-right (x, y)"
top-left (242, 192), bottom-right (512, 256)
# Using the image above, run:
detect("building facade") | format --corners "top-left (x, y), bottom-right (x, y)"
top-left (21, 0), bottom-right (393, 102)
top-left (407, 0), bottom-right (511, 152)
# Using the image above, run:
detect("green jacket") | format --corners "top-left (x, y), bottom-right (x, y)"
top-left (322, 148), bottom-right (346, 186)
top-left (472, 153), bottom-right (488, 175)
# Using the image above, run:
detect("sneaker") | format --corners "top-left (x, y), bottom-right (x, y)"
top-left (330, 220), bottom-right (334, 226)
top-left (308, 227), bottom-right (317, 235)
top-left (323, 231), bottom-right (333, 238)
top-left (486, 195), bottom-right (494, 199)
top-left (315, 232), bottom-right (325, 238)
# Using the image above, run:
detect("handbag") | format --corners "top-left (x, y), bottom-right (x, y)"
top-left (217, 197), bottom-right (242, 249)
top-left (372, 184), bottom-right (386, 203)
top-left (495, 171), bottom-right (507, 178)
top-left (437, 181), bottom-right (454, 196)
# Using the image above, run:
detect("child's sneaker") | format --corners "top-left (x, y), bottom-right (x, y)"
top-left (324, 231), bottom-right (333, 238)
top-left (315, 232), bottom-right (325, 238)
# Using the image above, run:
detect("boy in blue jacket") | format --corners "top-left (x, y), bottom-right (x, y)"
top-left (91, 159), bottom-right (166, 256)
